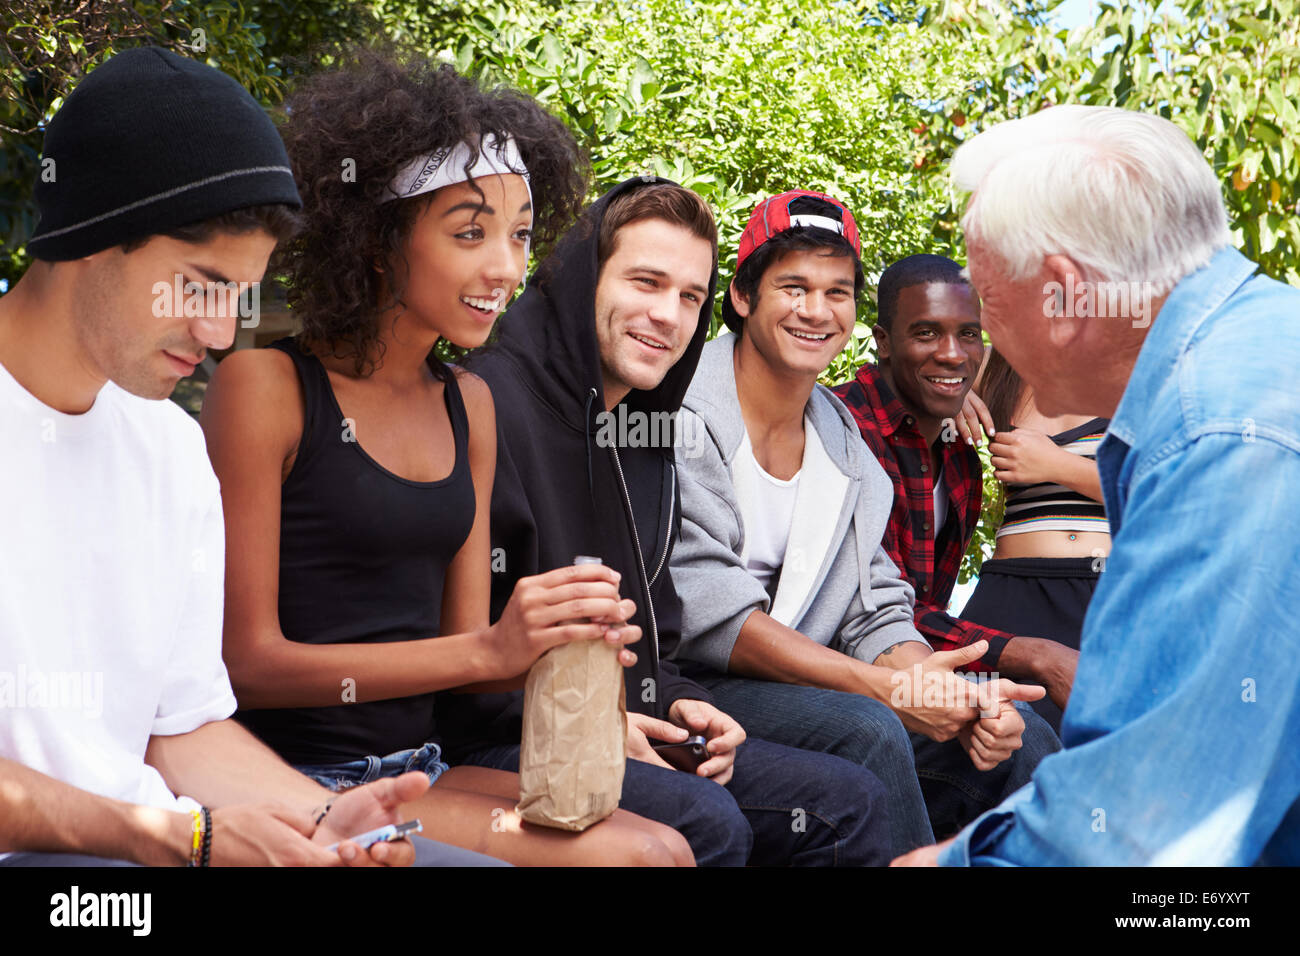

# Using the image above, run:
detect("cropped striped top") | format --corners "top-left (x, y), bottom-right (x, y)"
top-left (996, 417), bottom-right (1111, 537)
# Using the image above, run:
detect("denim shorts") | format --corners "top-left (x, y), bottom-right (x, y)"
top-left (293, 741), bottom-right (449, 792)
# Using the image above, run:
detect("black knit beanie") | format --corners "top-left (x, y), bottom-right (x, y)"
top-left (27, 46), bottom-right (301, 261)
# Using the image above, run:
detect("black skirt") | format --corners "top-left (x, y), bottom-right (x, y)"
top-left (960, 556), bottom-right (1101, 733)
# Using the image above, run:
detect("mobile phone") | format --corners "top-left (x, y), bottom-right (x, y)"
top-left (326, 818), bottom-right (422, 853)
top-left (651, 735), bottom-right (710, 773)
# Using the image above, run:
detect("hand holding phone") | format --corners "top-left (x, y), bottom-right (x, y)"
top-left (650, 736), bottom-right (710, 773)
top-left (326, 819), bottom-right (422, 853)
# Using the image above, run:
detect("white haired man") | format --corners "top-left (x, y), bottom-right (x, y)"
top-left (895, 104), bottom-right (1300, 866)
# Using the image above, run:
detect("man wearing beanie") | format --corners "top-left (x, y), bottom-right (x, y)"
top-left (0, 47), bottom-right (493, 867)
top-left (668, 190), bottom-right (1059, 857)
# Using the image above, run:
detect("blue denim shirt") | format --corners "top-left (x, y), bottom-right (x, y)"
top-left (940, 246), bottom-right (1300, 866)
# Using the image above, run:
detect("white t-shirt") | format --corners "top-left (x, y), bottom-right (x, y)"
top-left (932, 461), bottom-right (948, 535)
top-left (734, 432), bottom-right (800, 590)
top-left (0, 358), bottom-right (236, 827)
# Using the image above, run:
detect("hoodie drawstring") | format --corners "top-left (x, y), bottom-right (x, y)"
top-left (584, 387), bottom-right (598, 506)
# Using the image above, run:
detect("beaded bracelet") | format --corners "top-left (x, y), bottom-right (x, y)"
top-left (199, 806), bottom-right (212, 868)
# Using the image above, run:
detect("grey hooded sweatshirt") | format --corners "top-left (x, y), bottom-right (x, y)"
top-left (670, 332), bottom-right (926, 673)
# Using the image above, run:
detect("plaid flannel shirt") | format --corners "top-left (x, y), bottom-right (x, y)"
top-left (831, 363), bottom-right (1012, 670)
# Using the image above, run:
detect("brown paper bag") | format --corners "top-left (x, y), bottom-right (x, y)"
top-left (516, 629), bottom-right (627, 831)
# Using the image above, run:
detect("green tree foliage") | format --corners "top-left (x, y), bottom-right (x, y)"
top-left (905, 0), bottom-right (1300, 577)
top-left (1, 0), bottom-right (388, 285)
top-left (0, 1), bottom-right (291, 283)
top-left (391, 0), bottom-right (973, 346)
top-left (917, 0), bottom-right (1300, 282)
top-left (3, 0), bottom-right (1293, 581)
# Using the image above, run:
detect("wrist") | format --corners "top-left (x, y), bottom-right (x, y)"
top-left (1061, 450), bottom-right (1092, 487)
top-left (140, 808), bottom-right (194, 867)
top-left (472, 623), bottom-right (508, 682)
top-left (96, 802), bottom-right (193, 866)
top-left (996, 636), bottom-right (1040, 680)
top-left (855, 662), bottom-right (897, 706)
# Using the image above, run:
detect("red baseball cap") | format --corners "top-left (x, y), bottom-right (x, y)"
top-left (724, 189), bottom-right (862, 332)
top-left (735, 189), bottom-right (861, 271)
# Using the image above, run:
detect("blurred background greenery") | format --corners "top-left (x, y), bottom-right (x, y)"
top-left (4, 0), bottom-right (1297, 580)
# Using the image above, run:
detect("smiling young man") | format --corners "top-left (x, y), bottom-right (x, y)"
top-left (442, 178), bottom-right (894, 865)
top-left (830, 255), bottom-right (1081, 711)
top-left (0, 47), bottom-right (494, 867)
top-left (669, 192), bottom-right (1058, 855)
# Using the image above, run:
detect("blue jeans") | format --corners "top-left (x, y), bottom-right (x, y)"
top-left (460, 735), bottom-right (892, 866)
top-left (0, 841), bottom-right (508, 867)
top-left (690, 675), bottom-right (1061, 857)
top-left (0, 854), bottom-right (138, 866)
top-left (293, 740), bottom-right (449, 791)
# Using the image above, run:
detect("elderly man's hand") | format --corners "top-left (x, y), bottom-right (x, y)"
top-left (891, 836), bottom-right (956, 866)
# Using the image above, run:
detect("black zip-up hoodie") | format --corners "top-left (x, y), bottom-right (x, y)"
top-left (438, 177), bottom-right (717, 762)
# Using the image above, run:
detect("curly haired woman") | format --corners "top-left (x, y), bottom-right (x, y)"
top-left (200, 50), bottom-right (692, 865)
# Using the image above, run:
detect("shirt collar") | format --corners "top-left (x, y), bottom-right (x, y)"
top-left (1108, 246), bottom-right (1257, 447)
top-left (853, 362), bottom-right (915, 439)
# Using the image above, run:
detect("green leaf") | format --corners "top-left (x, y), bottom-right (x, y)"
top-left (1250, 120), bottom-right (1280, 146)
top-left (1196, 79), bottom-right (1214, 115)
top-left (602, 103), bottom-right (621, 135)
top-left (1232, 16), bottom-right (1272, 40)
top-left (1259, 214), bottom-right (1276, 252)
top-left (541, 33), bottom-right (563, 68)
top-left (629, 55), bottom-right (656, 104)
top-left (456, 39), bottom-right (474, 73)
top-left (1264, 81), bottom-right (1290, 122)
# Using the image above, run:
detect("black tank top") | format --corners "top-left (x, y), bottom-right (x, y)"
top-left (237, 337), bottom-right (475, 764)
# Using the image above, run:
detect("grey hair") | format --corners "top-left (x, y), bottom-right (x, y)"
top-left (951, 105), bottom-right (1231, 296)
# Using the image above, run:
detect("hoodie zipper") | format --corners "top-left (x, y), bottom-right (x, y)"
top-left (608, 442), bottom-right (662, 708)
top-left (649, 464), bottom-right (675, 586)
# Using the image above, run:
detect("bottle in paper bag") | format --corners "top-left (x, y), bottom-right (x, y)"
top-left (516, 555), bottom-right (627, 830)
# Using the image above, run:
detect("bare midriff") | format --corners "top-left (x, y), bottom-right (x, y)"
top-left (992, 529), bottom-right (1112, 560)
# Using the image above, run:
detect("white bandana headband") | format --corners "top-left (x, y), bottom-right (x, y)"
top-left (382, 133), bottom-right (530, 203)
top-left (381, 134), bottom-right (533, 264)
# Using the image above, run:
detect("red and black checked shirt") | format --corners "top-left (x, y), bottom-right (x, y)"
top-left (831, 363), bottom-right (1012, 671)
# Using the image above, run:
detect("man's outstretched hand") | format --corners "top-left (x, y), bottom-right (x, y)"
top-left (207, 770), bottom-right (428, 867)
top-left (312, 770), bottom-right (430, 866)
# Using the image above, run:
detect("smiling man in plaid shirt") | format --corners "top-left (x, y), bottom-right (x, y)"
top-left (830, 254), bottom-right (1080, 710)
